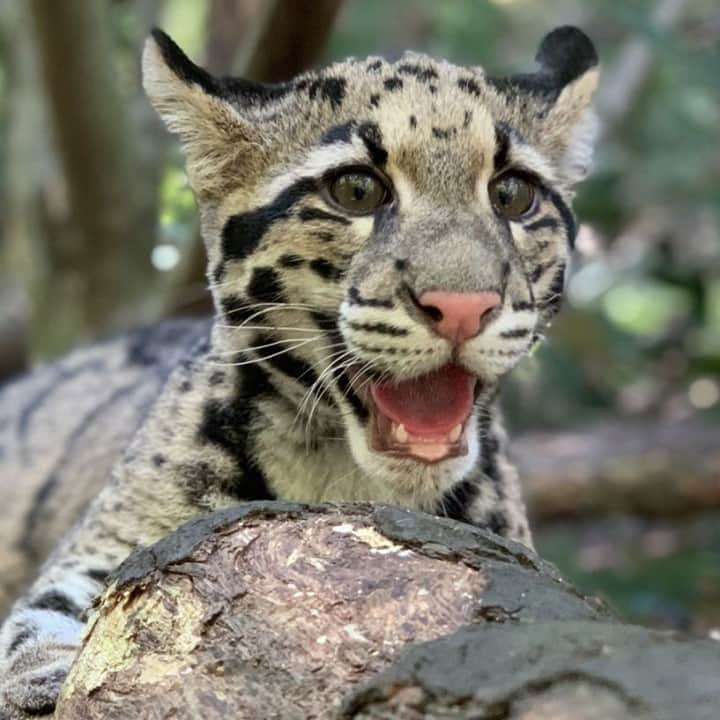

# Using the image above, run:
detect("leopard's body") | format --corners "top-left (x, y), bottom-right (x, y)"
top-left (0, 26), bottom-right (599, 716)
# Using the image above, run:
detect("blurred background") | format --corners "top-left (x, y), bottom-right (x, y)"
top-left (0, 0), bottom-right (718, 631)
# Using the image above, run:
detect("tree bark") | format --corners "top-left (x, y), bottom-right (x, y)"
top-left (56, 502), bottom-right (720, 719)
top-left (0, 282), bottom-right (28, 381)
top-left (204, 0), bottom-right (261, 76)
top-left (0, 0), bottom-right (76, 360)
top-left (516, 418), bottom-right (720, 522)
top-left (237, 0), bottom-right (344, 82)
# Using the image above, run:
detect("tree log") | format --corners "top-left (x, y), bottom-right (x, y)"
top-left (55, 502), bottom-right (720, 718)
top-left (516, 418), bottom-right (720, 522)
top-left (344, 621), bottom-right (720, 719)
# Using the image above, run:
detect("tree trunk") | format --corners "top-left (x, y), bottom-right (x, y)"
top-left (28, 0), bottom-right (158, 348)
top-left (237, 0), bottom-right (344, 82)
top-left (0, 0), bottom-right (76, 360)
top-left (0, 282), bottom-right (28, 381)
top-left (56, 502), bottom-right (720, 719)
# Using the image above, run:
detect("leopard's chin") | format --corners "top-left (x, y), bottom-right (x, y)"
top-left (358, 363), bottom-right (479, 465)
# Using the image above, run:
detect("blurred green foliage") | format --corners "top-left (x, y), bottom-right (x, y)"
top-left (536, 513), bottom-right (720, 630)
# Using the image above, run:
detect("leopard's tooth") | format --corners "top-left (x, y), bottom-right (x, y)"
top-left (394, 423), bottom-right (408, 443)
top-left (448, 423), bottom-right (463, 442)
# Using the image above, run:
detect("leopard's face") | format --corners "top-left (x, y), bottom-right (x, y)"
top-left (144, 28), bottom-right (599, 506)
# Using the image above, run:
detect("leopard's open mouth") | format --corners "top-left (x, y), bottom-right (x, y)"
top-left (366, 364), bottom-right (477, 464)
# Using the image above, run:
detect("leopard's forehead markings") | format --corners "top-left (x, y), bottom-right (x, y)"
top-left (293, 53), bottom-right (486, 108)
top-left (261, 52), bottom-right (502, 200)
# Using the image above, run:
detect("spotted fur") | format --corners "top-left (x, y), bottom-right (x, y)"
top-left (0, 26), bottom-right (599, 716)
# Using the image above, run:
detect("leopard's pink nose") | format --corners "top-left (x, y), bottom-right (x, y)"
top-left (418, 290), bottom-right (501, 344)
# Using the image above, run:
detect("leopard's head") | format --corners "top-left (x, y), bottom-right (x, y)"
top-left (143, 27), bottom-right (598, 505)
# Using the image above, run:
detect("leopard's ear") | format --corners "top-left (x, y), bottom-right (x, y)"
top-left (536, 27), bottom-right (600, 185)
top-left (493, 27), bottom-right (600, 186)
top-left (142, 30), bottom-right (276, 199)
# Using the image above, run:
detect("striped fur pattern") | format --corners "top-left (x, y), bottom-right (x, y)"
top-left (0, 27), bottom-right (598, 716)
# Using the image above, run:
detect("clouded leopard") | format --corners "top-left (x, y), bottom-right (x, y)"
top-left (0, 26), bottom-right (599, 716)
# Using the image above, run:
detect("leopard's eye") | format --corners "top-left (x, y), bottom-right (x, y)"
top-left (329, 171), bottom-right (388, 214)
top-left (488, 173), bottom-right (536, 219)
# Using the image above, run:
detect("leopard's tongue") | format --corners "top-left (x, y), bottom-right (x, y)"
top-left (370, 364), bottom-right (475, 438)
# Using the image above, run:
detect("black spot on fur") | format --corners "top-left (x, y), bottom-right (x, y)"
top-left (298, 207), bottom-right (351, 225)
top-left (512, 300), bottom-right (534, 312)
top-left (221, 295), bottom-right (255, 326)
top-left (458, 77), bottom-right (482, 97)
top-left (499, 328), bottom-right (530, 339)
top-left (151, 29), bottom-right (292, 106)
top-left (198, 364), bottom-right (275, 501)
top-left (348, 286), bottom-right (394, 309)
top-left (311, 311), bottom-right (339, 335)
top-left (222, 177), bottom-right (318, 262)
top-left (209, 370), bottom-right (226, 385)
top-left (334, 367), bottom-right (369, 421)
top-left (530, 260), bottom-right (555, 284)
top-left (463, 110), bottom-right (473, 128)
top-left (394, 258), bottom-right (407, 271)
top-left (383, 76), bottom-right (403, 91)
top-left (545, 188), bottom-right (577, 248)
top-left (480, 431), bottom-right (504, 500)
top-left (279, 253), bottom-right (305, 268)
top-left (524, 217), bottom-right (559, 232)
top-left (346, 321), bottom-right (409, 337)
top-left (152, 453), bottom-right (167, 467)
top-left (366, 59), bottom-right (383, 72)
top-left (309, 258), bottom-right (344, 282)
top-left (486, 510), bottom-right (510, 536)
top-left (212, 262), bottom-right (226, 283)
top-left (357, 122), bottom-right (388, 166)
top-left (179, 379), bottom-right (192, 392)
top-left (309, 77), bottom-right (346, 109)
top-left (8, 628), bottom-right (35, 654)
top-left (254, 333), bottom-right (320, 391)
top-left (351, 340), bottom-right (400, 355)
top-left (494, 123), bottom-right (511, 171)
top-left (428, 84), bottom-right (437, 94)
top-left (397, 63), bottom-right (438, 83)
top-left (539, 263), bottom-right (567, 316)
top-left (247, 266), bottom-right (284, 304)
top-left (29, 590), bottom-right (83, 618)
top-left (438, 479), bottom-right (478, 523)
top-left (310, 230), bottom-right (336, 243)
top-left (86, 568), bottom-right (110, 583)
top-left (409, 115), bottom-right (417, 129)
top-left (432, 126), bottom-right (456, 140)
top-left (369, 93), bottom-right (381, 108)
top-left (320, 121), bottom-right (355, 146)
